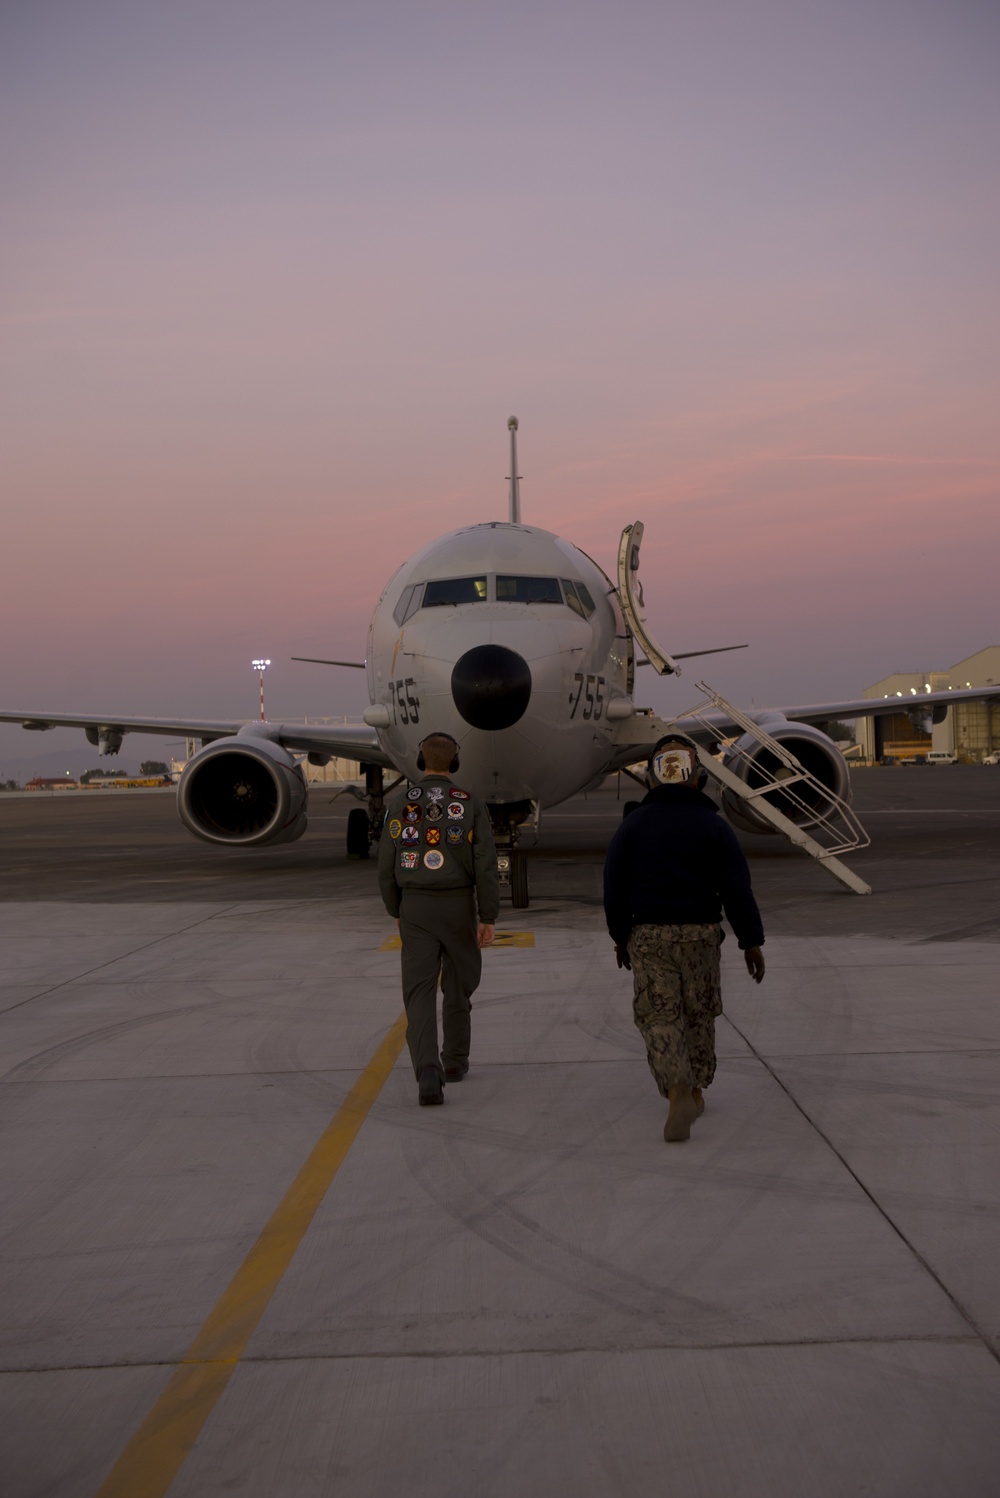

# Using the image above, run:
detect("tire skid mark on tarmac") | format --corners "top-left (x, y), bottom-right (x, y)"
top-left (398, 1105), bottom-right (720, 1324)
top-left (0, 905), bottom-right (245, 1078)
top-left (0, 999), bottom-right (227, 1085)
top-left (392, 1029), bottom-right (897, 1340)
top-left (0, 898), bottom-right (245, 1018)
top-left (918, 916), bottom-right (1000, 943)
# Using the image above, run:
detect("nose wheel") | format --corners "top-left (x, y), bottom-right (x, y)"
top-left (509, 849), bottom-right (529, 909)
top-left (346, 806), bottom-right (370, 859)
top-left (346, 763), bottom-right (394, 860)
top-left (497, 849), bottom-right (530, 907)
top-left (490, 802), bottom-right (534, 910)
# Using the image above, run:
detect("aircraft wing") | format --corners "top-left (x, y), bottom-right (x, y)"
top-left (278, 722), bottom-right (391, 764)
top-left (607, 682), bottom-right (1000, 769)
top-left (0, 710), bottom-right (395, 768)
top-left (748, 683), bottom-right (1000, 728)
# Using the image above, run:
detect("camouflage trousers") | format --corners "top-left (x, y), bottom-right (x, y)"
top-left (627, 923), bottom-right (723, 1095)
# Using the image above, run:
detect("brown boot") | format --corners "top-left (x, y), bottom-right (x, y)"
top-left (664, 1083), bottom-right (698, 1142)
top-left (692, 1087), bottom-right (705, 1118)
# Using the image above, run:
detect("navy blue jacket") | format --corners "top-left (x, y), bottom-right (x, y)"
top-left (603, 785), bottom-right (764, 950)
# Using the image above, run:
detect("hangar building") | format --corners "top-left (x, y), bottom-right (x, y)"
top-left (859, 645), bottom-right (1000, 762)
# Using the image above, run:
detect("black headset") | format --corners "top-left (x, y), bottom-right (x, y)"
top-left (416, 733), bottom-right (461, 775)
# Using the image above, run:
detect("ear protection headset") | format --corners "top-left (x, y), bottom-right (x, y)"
top-left (416, 733), bottom-right (461, 775)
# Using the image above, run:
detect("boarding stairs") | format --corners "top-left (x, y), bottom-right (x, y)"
top-left (666, 682), bottom-right (873, 896)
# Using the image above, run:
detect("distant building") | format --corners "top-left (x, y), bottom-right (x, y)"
top-left (860, 646), bottom-right (1000, 762)
top-left (302, 758), bottom-right (368, 785)
top-left (25, 777), bottom-right (79, 790)
top-left (169, 720), bottom-right (369, 785)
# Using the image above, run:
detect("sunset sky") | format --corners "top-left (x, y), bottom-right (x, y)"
top-left (2, 0), bottom-right (998, 775)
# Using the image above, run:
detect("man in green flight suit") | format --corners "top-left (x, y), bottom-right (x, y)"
top-left (378, 731), bottom-right (500, 1105)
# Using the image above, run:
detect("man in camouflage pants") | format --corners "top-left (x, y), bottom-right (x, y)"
top-left (603, 738), bottom-right (765, 1142)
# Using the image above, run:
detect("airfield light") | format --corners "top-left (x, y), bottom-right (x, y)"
top-left (252, 659), bottom-right (271, 721)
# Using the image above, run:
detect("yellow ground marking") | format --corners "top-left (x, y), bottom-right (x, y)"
top-left (94, 1010), bottom-right (408, 1498)
top-left (378, 930), bottom-right (535, 951)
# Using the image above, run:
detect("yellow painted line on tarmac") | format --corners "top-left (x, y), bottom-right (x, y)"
top-left (379, 930), bottom-right (535, 952)
top-left (94, 1010), bottom-right (408, 1498)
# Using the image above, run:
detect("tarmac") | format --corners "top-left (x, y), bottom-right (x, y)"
top-left (1, 766), bottom-right (999, 1496)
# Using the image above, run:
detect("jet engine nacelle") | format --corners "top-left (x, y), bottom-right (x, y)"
top-left (177, 733), bottom-right (308, 847)
top-left (721, 719), bottom-right (850, 835)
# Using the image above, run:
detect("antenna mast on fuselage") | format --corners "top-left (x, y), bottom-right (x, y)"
top-left (507, 416), bottom-right (521, 523)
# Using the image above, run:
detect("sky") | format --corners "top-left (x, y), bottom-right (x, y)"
top-left (2, 0), bottom-right (998, 776)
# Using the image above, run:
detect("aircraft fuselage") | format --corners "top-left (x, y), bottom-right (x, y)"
top-left (366, 522), bottom-right (633, 807)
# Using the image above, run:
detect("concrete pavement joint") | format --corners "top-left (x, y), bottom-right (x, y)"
top-left (5, 1046), bottom-right (1000, 1087)
top-left (727, 1015), bottom-right (1000, 1372)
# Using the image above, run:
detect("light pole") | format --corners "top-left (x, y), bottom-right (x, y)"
top-left (252, 659), bottom-right (271, 721)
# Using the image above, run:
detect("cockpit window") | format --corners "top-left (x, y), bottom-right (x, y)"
top-left (496, 575), bottom-right (563, 604)
top-left (576, 583), bottom-right (596, 615)
top-left (562, 579), bottom-right (596, 618)
top-left (422, 576), bottom-right (488, 607)
top-left (393, 584), bottom-right (423, 626)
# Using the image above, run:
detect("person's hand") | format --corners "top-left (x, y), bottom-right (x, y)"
top-left (615, 943), bottom-right (632, 971)
top-left (477, 923), bottom-right (495, 948)
top-left (744, 946), bottom-right (765, 983)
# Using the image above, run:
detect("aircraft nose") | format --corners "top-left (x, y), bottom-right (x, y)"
top-left (451, 644), bottom-right (532, 730)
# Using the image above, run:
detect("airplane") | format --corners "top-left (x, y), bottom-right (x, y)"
top-left (4, 417), bottom-right (999, 908)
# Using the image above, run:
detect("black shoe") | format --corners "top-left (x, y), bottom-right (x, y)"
top-left (444, 1060), bottom-right (469, 1082)
top-left (418, 1065), bottom-right (444, 1106)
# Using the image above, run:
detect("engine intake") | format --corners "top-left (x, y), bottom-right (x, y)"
top-left (721, 720), bottom-right (850, 835)
top-left (177, 737), bottom-right (308, 846)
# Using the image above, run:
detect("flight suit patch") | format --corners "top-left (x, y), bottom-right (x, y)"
top-left (425, 802), bottom-right (443, 822)
top-left (446, 826), bottom-right (465, 845)
top-left (399, 850), bottom-right (419, 869)
top-left (403, 803), bottom-right (421, 823)
top-left (388, 819), bottom-right (402, 840)
top-left (447, 802), bottom-right (465, 819)
top-left (425, 826), bottom-right (441, 845)
top-left (449, 788), bottom-right (469, 799)
top-left (401, 825), bottom-right (419, 844)
top-left (427, 786), bottom-right (445, 803)
top-left (406, 785), bottom-right (423, 800)
top-left (423, 850), bottom-right (445, 870)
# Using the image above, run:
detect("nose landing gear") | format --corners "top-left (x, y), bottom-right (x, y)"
top-left (497, 848), bottom-right (529, 908)
top-left (346, 806), bottom-right (371, 859)
top-left (346, 762), bottom-right (398, 860)
top-left (490, 801), bottom-right (535, 910)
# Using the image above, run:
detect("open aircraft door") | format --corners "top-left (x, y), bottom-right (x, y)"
top-left (617, 521), bottom-right (682, 676)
